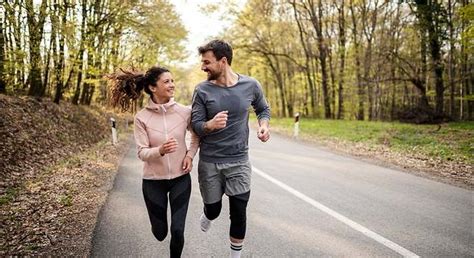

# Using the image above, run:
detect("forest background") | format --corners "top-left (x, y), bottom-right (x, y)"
top-left (0, 0), bottom-right (472, 122)
top-left (0, 0), bottom-right (472, 255)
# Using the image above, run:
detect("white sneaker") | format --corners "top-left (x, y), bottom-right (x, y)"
top-left (200, 213), bottom-right (212, 232)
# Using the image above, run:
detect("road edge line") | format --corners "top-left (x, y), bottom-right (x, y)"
top-left (252, 166), bottom-right (419, 258)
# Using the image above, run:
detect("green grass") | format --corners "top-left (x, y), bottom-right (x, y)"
top-left (0, 187), bottom-right (19, 205)
top-left (59, 193), bottom-right (73, 207)
top-left (262, 117), bottom-right (473, 163)
top-left (25, 244), bottom-right (39, 251)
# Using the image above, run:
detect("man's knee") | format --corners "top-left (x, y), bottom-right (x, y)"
top-left (229, 192), bottom-right (249, 222)
top-left (204, 200), bottom-right (222, 220)
top-left (229, 191), bottom-right (250, 214)
top-left (229, 191), bottom-right (250, 239)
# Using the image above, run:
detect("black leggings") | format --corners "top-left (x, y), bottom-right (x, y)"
top-left (204, 191), bottom-right (250, 239)
top-left (142, 174), bottom-right (191, 258)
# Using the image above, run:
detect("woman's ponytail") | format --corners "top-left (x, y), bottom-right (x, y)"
top-left (107, 69), bottom-right (148, 112)
top-left (106, 66), bottom-right (170, 112)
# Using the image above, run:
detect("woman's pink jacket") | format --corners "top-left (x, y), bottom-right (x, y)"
top-left (134, 98), bottom-right (199, 180)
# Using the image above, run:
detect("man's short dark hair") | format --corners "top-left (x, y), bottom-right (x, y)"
top-left (198, 39), bottom-right (233, 66)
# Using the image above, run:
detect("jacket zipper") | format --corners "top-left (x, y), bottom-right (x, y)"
top-left (162, 105), bottom-right (172, 179)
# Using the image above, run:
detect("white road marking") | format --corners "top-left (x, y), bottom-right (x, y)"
top-left (252, 166), bottom-right (419, 258)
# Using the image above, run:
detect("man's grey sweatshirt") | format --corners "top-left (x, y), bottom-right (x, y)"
top-left (191, 74), bottom-right (271, 163)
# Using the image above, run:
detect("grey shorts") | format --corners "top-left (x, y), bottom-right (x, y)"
top-left (197, 160), bottom-right (252, 204)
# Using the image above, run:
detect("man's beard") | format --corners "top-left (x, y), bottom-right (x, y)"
top-left (206, 70), bottom-right (220, 81)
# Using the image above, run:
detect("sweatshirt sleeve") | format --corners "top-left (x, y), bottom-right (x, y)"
top-left (134, 116), bottom-right (163, 161)
top-left (186, 123), bottom-right (199, 159)
top-left (252, 80), bottom-right (271, 122)
top-left (191, 88), bottom-right (208, 137)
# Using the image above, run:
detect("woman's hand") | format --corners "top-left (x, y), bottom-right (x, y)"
top-left (159, 137), bottom-right (178, 156)
top-left (182, 156), bottom-right (193, 173)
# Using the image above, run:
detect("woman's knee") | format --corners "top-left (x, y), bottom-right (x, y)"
top-left (152, 226), bottom-right (167, 241)
top-left (170, 221), bottom-right (185, 238)
top-left (204, 200), bottom-right (222, 220)
top-left (170, 227), bottom-right (185, 242)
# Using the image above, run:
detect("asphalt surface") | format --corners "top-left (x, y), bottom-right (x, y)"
top-left (91, 130), bottom-right (473, 257)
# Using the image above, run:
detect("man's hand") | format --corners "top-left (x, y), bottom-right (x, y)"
top-left (159, 137), bottom-right (178, 156)
top-left (182, 156), bottom-right (193, 172)
top-left (205, 110), bottom-right (228, 133)
top-left (257, 120), bottom-right (270, 142)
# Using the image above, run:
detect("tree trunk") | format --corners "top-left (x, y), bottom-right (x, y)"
top-left (275, 61), bottom-right (288, 117)
top-left (415, 1), bottom-right (445, 117)
top-left (4, 1), bottom-right (23, 89)
top-left (43, 22), bottom-right (54, 96)
top-left (17, 2), bottom-right (26, 88)
top-left (80, 83), bottom-right (89, 104)
top-left (350, 0), bottom-right (364, 120)
top-left (86, 85), bottom-right (95, 105)
top-left (110, 24), bottom-right (122, 72)
top-left (428, 12), bottom-right (445, 118)
top-left (464, 61), bottom-right (473, 120)
top-left (459, 1), bottom-right (472, 120)
top-left (53, 1), bottom-right (66, 104)
top-left (328, 44), bottom-right (336, 119)
top-left (447, 0), bottom-right (456, 119)
top-left (318, 0), bottom-right (330, 119)
top-left (26, 0), bottom-right (48, 97)
top-left (468, 64), bottom-right (474, 120)
top-left (336, 1), bottom-right (346, 119)
top-left (389, 7), bottom-right (400, 120)
top-left (361, 0), bottom-right (378, 121)
top-left (265, 54), bottom-right (287, 117)
top-left (390, 72), bottom-right (397, 120)
top-left (284, 59), bottom-right (295, 117)
top-left (412, 12), bottom-right (433, 116)
top-left (306, 0), bottom-right (331, 118)
top-left (72, 0), bottom-right (87, 105)
top-left (0, 13), bottom-right (6, 93)
top-left (290, 1), bottom-right (317, 117)
top-left (4, 8), bottom-right (13, 89)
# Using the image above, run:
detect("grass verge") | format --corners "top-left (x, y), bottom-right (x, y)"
top-left (268, 118), bottom-right (473, 164)
top-left (255, 116), bottom-right (473, 189)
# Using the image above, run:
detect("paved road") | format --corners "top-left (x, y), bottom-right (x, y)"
top-left (91, 131), bottom-right (473, 257)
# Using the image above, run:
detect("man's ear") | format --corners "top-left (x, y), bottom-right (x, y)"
top-left (221, 56), bottom-right (228, 65)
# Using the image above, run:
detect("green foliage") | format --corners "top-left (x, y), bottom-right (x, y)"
top-left (128, 0), bottom-right (188, 65)
top-left (59, 193), bottom-right (73, 207)
top-left (463, 94), bottom-right (474, 101)
top-left (2, 0), bottom-right (471, 120)
top-left (25, 244), bottom-right (39, 251)
top-left (2, 0), bottom-right (188, 103)
top-left (222, 1), bottom-right (473, 120)
top-left (59, 155), bottom-right (82, 169)
top-left (459, 3), bottom-right (474, 53)
top-left (0, 187), bottom-right (19, 205)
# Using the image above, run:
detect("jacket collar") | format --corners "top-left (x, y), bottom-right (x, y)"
top-left (145, 97), bottom-right (176, 113)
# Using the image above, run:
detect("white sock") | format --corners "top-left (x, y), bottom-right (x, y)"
top-left (200, 213), bottom-right (212, 232)
top-left (230, 241), bottom-right (243, 258)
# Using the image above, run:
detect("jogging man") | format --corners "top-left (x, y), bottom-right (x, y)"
top-left (191, 39), bottom-right (271, 258)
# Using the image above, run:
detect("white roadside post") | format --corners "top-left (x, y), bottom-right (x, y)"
top-left (110, 117), bottom-right (118, 145)
top-left (293, 112), bottom-right (300, 139)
